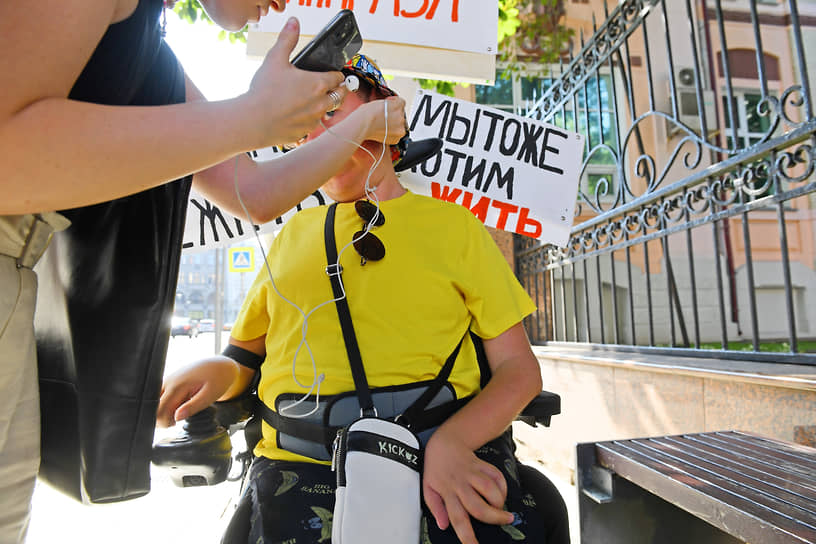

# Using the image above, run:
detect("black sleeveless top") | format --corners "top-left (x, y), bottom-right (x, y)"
top-left (70, 0), bottom-right (184, 107)
top-left (37, 0), bottom-right (194, 502)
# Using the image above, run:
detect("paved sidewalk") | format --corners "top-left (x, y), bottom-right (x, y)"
top-left (514, 426), bottom-right (580, 544)
top-left (29, 334), bottom-right (243, 543)
top-left (28, 334), bottom-right (580, 543)
top-left (29, 432), bottom-right (243, 543)
top-left (31, 448), bottom-right (579, 543)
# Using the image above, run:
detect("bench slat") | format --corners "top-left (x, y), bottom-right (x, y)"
top-left (649, 437), bottom-right (816, 518)
top-left (602, 439), bottom-right (816, 531)
top-left (708, 432), bottom-right (816, 473)
top-left (728, 431), bottom-right (816, 462)
top-left (692, 432), bottom-right (816, 480)
top-left (663, 435), bottom-right (816, 500)
top-left (597, 439), bottom-right (816, 543)
top-left (630, 438), bottom-right (816, 521)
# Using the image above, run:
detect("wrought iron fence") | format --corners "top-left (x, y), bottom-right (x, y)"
top-left (517, 0), bottom-right (816, 365)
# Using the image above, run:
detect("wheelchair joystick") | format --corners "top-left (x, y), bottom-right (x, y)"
top-left (152, 406), bottom-right (233, 488)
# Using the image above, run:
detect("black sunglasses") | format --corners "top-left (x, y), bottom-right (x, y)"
top-left (353, 200), bottom-right (385, 265)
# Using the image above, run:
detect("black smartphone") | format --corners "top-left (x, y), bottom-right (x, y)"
top-left (291, 10), bottom-right (363, 72)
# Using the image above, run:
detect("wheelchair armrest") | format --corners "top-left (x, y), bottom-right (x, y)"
top-left (213, 391), bottom-right (256, 430)
top-left (152, 406), bottom-right (233, 487)
top-left (516, 390), bottom-right (561, 428)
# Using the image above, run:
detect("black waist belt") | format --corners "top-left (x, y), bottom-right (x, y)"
top-left (258, 394), bottom-right (473, 452)
top-left (257, 401), bottom-right (339, 447)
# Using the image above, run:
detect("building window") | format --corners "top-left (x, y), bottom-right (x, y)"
top-left (584, 167), bottom-right (617, 203)
top-left (720, 89), bottom-right (780, 201)
top-left (474, 69), bottom-right (618, 146)
top-left (474, 70), bottom-right (527, 113)
top-left (721, 90), bottom-right (774, 150)
top-left (550, 73), bottom-right (618, 202)
top-left (475, 68), bottom-right (619, 203)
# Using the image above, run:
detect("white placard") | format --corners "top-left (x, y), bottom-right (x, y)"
top-left (256, 1), bottom-right (497, 55)
top-left (398, 90), bottom-right (584, 247)
top-left (182, 147), bottom-right (331, 252)
top-left (182, 90), bottom-right (584, 252)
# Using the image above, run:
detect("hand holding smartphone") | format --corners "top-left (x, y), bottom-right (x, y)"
top-left (291, 10), bottom-right (363, 72)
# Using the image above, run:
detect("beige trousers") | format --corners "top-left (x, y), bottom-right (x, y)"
top-left (0, 213), bottom-right (66, 543)
top-left (0, 255), bottom-right (40, 543)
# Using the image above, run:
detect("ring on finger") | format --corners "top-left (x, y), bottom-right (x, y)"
top-left (327, 89), bottom-right (342, 112)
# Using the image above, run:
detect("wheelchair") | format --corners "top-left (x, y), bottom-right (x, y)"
top-left (152, 389), bottom-right (568, 543)
top-left (152, 134), bottom-right (449, 489)
top-left (153, 135), bottom-right (569, 542)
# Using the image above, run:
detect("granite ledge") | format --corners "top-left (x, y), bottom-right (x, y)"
top-left (532, 345), bottom-right (816, 392)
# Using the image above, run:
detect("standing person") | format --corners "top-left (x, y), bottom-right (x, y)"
top-left (158, 55), bottom-right (568, 544)
top-left (0, 2), bottom-right (406, 541)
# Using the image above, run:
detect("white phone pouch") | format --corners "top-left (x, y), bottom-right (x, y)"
top-left (332, 417), bottom-right (422, 544)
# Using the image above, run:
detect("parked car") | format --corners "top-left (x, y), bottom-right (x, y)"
top-left (170, 316), bottom-right (199, 338)
top-left (223, 322), bottom-right (234, 331)
top-left (198, 319), bottom-right (215, 333)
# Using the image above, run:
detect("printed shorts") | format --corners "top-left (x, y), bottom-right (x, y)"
top-left (235, 430), bottom-right (567, 543)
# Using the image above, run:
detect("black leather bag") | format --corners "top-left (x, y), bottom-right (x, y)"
top-left (34, 177), bottom-right (191, 503)
top-left (32, 0), bottom-right (191, 503)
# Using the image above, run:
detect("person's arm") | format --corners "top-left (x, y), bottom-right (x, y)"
top-left (422, 323), bottom-right (543, 544)
top-left (0, 1), bottom-right (343, 215)
top-left (156, 335), bottom-right (264, 428)
top-left (189, 79), bottom-right (407, 223)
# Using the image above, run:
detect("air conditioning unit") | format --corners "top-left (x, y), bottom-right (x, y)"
top-left (666, 67), bottom-right (716, 138)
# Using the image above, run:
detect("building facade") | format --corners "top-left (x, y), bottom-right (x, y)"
top-left (484, 0), bottom-right (816, 484)
top-left (482, 0), bottom-right (816, 355)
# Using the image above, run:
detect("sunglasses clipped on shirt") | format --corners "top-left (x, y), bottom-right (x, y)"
top-left (353, 200), bottom-right (385, 265)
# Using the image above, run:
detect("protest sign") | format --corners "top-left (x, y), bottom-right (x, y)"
top-left (248, 3), bottom-right (497, 83)
top-left (256, 1), bottom-right (497, 56)
top-left (181, 147), bottom-right (331, 252)
top-left (182, 90), bottom-right (584, 252)
top-left (398, 90), bottom-right (584, 247)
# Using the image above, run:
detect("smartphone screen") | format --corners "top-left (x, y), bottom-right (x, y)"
top-left (292, 10), bottom-right (363, 72)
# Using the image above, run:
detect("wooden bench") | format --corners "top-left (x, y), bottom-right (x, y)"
top-left (577, 431), bottom-right (816, 544)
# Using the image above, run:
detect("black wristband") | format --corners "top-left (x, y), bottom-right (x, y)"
top-left (222, 344), bottom-right (264, 371)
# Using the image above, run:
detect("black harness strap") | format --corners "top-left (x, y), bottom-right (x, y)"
top-left (256, 401), bottom-right (339, 447)
top-left (471, 331), bottom-right (491, 389)
top-left (398, 337), bottom-right (463, 428)
top-left (222, 344), bottom-right (264, 371)
top-left (324, 202), bottom-right (467, 425)
top-left (258, 201), bottom-right (482, 452)
top-left (407, 396), bottom-right (472, 432)
top-left (324, 202), bottom-right (376, 416)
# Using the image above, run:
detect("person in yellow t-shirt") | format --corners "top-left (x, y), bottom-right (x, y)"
top-left (158, 55), bottom-right (567, 544)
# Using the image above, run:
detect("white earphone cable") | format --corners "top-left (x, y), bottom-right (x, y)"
top-left (231, 97), bottom-right (389, 418)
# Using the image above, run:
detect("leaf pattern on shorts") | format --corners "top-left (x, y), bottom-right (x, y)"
top-left (504, 459), bottom-right (519, 484)
top-left (500, 522), bottom-right (526, 541)
top-left (274, 470), bottom-right (299, 496)
top-left (421, 516), bottom-right (432, 544)
top-left (310, 506), bottom-right (333, 542)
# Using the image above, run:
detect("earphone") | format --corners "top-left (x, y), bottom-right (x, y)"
top-left (233, 93), bottom-right (388, 418)
top-left (341, 74), bottom-right (360, 92)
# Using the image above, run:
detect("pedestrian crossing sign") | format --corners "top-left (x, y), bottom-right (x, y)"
top-left (229, 247), bottom-right (255, 273)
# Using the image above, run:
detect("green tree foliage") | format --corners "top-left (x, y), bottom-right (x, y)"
top-left (420, 0), bottom-right (572, 95)
top-left (500, 0), bottom-right (573, 68)
top-left (172, 0), bottom-right (571, 95)
top-left (172, 0), bottom-right (247, 42)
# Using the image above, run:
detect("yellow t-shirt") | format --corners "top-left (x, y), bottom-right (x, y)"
top-left (231, 191), bottom-right (536, 463)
